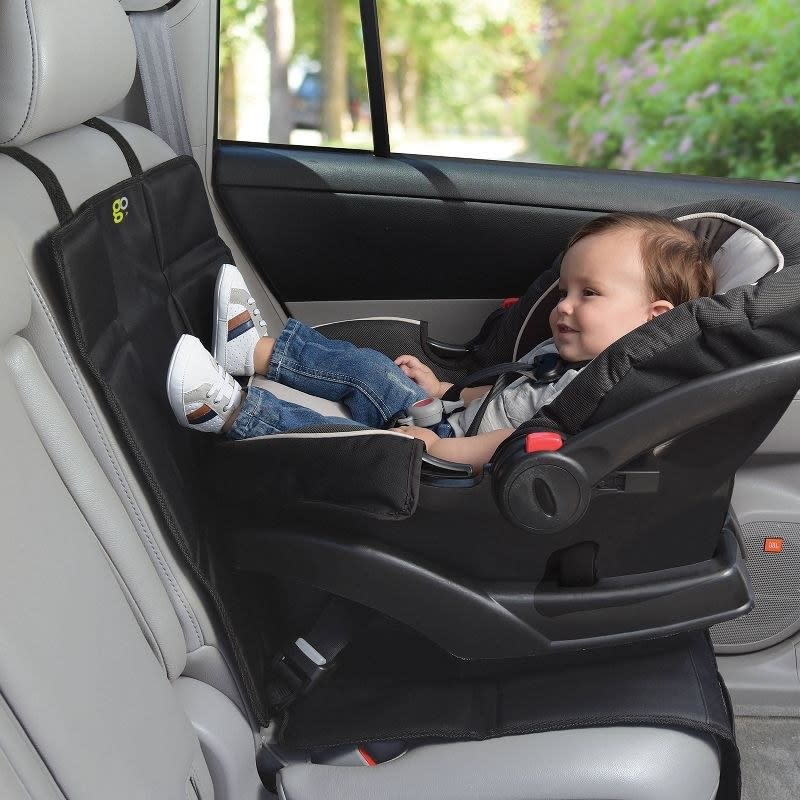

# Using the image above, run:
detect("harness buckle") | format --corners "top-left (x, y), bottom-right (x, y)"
top-left (395, 397), bottom-right (465, 428)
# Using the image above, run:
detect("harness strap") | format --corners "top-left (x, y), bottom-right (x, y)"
top-left (452, 353), bottom-right (587, 437)
top-left (440, 360), bottom-right (539, 403)
top-left (0, 147), bottom-right (73, 225)
top-left (465, 369), bottom-right (529, 437)
top-left (83, 118), bottom-right (143, 177)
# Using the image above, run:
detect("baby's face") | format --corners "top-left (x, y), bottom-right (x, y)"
top-left (549, 228), bottom-right (655, 363)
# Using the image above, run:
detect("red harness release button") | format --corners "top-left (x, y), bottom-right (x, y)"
top-left (525, 432), bottom-right (563, 453)
top-left (502, 297), bottom-right (520, 309)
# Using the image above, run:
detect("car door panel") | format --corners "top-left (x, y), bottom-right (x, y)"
top-left (215, 143), bottom-right (800, 326)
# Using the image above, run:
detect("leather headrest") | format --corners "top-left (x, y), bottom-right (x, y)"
top-left (0, 0), bottom-right (136, 147)
top-left (0, 224), bottom-right (32, 341)
top-left (121, 1), bottom-right (168, 9)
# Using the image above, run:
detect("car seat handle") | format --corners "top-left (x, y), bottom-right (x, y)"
top-left (493, 351), bottom-right (800, 533)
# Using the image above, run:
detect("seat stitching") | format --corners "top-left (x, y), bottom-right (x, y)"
top-left (0, 743), bottom-right (35, 800)
top-left (1, 1), bottom-right (37, 145)
top-left (89, 520), bottom-right (167, 674)
top-left (27, 277), bottom-right (204, 650)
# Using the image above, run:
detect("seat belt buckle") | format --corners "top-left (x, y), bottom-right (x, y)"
top-left (272, 637), bottom-right (332, 696)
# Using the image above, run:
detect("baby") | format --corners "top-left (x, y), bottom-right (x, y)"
top-left (167, 213), bottom-right (714, 471)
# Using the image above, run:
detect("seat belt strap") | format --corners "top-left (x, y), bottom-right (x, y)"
top-left (268, 597), bottom-right (369, 712)
top-left (128, 9), bottom-right (193, 157)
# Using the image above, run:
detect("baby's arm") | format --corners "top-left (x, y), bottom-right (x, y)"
top-left (395, 355), bottom-right (451, 397)
top-left (399, 426), bottom-right (515, 473)
top-left (461, 385), bottom-right (493, 404)
top-left (395, 355), bottom-right (493, 405)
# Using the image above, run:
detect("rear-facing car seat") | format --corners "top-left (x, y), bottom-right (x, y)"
top-left (2, 0), bottom-right (793, 797)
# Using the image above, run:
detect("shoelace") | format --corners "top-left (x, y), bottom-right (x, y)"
top-left (248, 297), bottom-right (268, 329)
top-left (206, 361), bottom-right (238, 412)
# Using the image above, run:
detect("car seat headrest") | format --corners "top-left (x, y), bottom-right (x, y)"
top-left (0, 224), bottom-right (32, 342)
top-left (0, 0), bottom-right (136, 147)
top-left (675, 212), bottom-right (783, 294)
top-left (120, 1), bottom-right (167, 9)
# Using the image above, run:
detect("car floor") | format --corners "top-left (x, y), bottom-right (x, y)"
top-left (738, 716), bottom-right (800, 799)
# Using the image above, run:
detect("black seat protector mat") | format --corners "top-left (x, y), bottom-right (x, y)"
top-left (50, 154), bottom-right (428, 721)
top-left (48, 155), bottom-right (278, 715)
top-left (283, 629), bottom-right (739, 799)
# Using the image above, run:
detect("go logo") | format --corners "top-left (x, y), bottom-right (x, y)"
top-left (112, 196), bottom-right (129, 224)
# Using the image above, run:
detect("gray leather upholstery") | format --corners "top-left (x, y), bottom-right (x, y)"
top-left (0, 349), bottom-right (213, 799)
top-left (122, 0), bottom-right (170, 10)
top-left (174, 678), bottom-right (272, 800)
top-left (0, 242), bottom-right (214, 797)
top-left (0, 694), bottom-right (66, 800)
top-left (0, 0), bottom-right (136, 146)
top-left (6, 334), bottom-right (188, 680)
top-left (0, 224), bottom-right (30, 340)
top-left (278, 728), bottom-right (721, 800)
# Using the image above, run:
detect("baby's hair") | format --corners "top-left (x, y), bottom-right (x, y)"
top-left (566, 212), bottom-right (715, 305)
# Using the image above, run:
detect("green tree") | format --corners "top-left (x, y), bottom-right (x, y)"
top-left (322, 0), bottom-right (347, 140)
top-left (219, 0), bottom-right (262, 139)
top-left (266, 0), bottom-right (296, 142)
top-left (537, 0), bottom-right (800, 180)
top-left (378, 0), bottom-right (542, 138)
top-left (292, 0), bottom-right (359, 140)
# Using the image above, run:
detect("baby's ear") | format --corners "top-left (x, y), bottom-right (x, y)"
top-left (649, 299), bottom-right (674, 319)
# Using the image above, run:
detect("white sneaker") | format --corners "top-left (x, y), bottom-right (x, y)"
top-left (212, 263), bottom-right (268, 376)
top-left (167, 334), bottom-right (242, 434)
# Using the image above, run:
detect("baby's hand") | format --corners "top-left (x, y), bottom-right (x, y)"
top-left (395, 355), bottom-right (444, 397)
top-left (396, 425), bottom-right (441, 448)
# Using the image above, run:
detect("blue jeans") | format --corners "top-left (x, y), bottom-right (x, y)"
top-left (226, 319), bottom-right (428, 439)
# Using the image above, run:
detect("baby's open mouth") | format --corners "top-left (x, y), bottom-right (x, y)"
top-left (557, 324), bottom-right (577, 334)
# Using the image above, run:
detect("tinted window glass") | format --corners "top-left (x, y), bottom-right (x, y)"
top-left (219, 0), bottom-right (799, 182)
top-left (376, 0), bottom-right (798, 180)
top-left (218, 0), bottom-right (372, 149)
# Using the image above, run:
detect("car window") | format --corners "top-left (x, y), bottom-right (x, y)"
top-left (219, 0), bottom-right (799, 182)
top-left (217, 0), bottom-right (372, 149)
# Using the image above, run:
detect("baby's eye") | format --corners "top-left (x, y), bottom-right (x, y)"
top-left (582, 288), bottom-right (599, 297)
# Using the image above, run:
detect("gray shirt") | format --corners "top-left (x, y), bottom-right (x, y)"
top-left (446, 339), bottom-right (583, 437)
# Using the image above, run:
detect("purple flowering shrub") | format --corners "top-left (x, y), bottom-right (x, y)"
top-left (535, 0), bottom-right (800, 181)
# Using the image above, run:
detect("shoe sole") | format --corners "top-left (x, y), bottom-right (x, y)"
top-left (212, 263), bottom-right (237, 366)
top-left (166, 333), bottom-right (194, 427)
